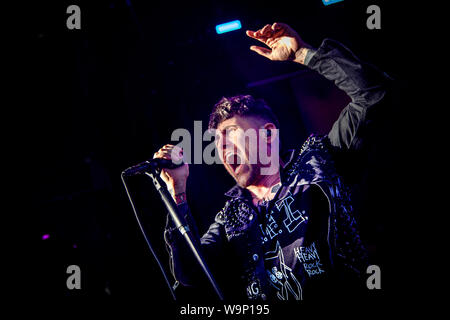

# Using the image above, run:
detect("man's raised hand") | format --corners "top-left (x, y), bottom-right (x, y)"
top-left (246, 22), bottom-right (311, 64)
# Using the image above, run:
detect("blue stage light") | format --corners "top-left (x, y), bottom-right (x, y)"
top-left (215, 20), bottom-right (242, 34)
top-left (322, 0), bottom-right (344, 6)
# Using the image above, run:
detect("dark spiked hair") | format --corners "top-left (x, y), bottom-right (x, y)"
top-left (208, 95), bottom-right (280, 130)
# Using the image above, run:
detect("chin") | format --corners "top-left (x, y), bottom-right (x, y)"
top-left (236, 177), bottom-right (250, 188)
top-left (236, 168), bottom-right (258, 188)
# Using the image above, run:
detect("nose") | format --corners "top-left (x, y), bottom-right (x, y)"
top-left (215, 130), bottom-right (230, 150)
top-left (216, 134), bottom-right (237, 161)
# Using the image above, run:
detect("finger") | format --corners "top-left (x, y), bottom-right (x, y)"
top-left (274, 22), bottom-right (297, 38)
top-left (246, 30), bottom-right (266, 41)
top-left (160, 149), bottom-right (176, 156)
top-left (246, 30), bottom-right (270, 45)
top-left (273, 22), bottom-right (289, 30)
top-left (162, 146), bottom-right (183, 157)
top-left (154, 148), bottom-right (173, 158)
top-left (154, 150), bottom-right (165, 158)
top-left (261, 24), bottom-right (272, 36)
top-left (155, 144), bottom-right (174, 155)
top-left (160, 148), bottom-right (184, 163)
top-left (254, 25), bottom-right (270, 38)
top-left (271, 22), bottom-right (281, 30)
top-left (246, 30), bottom-right (257, 37)
top-left (160, 146), bottom-right (183, 155)
top-left (271, 22), bottom-right (286, 36)
top-left (250, 45), bottom-right (272, 59)
top-left (154, 152), bottom-right (171, 160)
top-left (255, 25), bottom-right (267, 36)
top-left (161, 146), bottom-right (178, 152)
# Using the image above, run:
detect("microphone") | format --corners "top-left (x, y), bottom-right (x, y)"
top-left (122, 158), bottom-right (183, 176)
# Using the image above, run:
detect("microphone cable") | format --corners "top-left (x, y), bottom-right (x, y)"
top-left (120, 172), bottom-right (177, 300)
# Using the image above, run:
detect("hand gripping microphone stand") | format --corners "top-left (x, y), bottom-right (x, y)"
top-left (121, 159), bottom-right (224, 301)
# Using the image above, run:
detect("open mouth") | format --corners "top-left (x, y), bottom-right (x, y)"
top-left (225, 151), bottom-right (243, 174)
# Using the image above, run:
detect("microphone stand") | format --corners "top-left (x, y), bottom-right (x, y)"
top-left (122, 166), bottom-right (224, 301)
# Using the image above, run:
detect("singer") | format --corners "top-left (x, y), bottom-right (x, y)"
top-left (156, 22), bottom-right (392, 301)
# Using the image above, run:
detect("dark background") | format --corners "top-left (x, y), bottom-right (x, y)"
top-left (21, 0), bottom-right (422, 311)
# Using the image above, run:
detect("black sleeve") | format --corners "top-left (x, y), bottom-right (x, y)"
top-left (164, 203), bottom-right (227, 287)
top-left (306, 39), bottom-right (393, 151)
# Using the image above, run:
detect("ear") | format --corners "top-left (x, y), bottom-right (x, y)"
top-left (261, 122), bottom-right (278, 143)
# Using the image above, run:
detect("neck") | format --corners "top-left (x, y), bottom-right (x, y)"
top-left (246, 172), bottom-right (281, 202)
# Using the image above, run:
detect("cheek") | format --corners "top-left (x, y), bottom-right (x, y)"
top-left (216, 145), bottom-right (224, 162)
top-left (243, 137), bottom-right (260, 164)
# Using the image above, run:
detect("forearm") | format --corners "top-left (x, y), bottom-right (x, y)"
top-left (296, 39), bottom-right (392, 150)
top-left (165, 202), bottom-right (203, 286)
top-left (300, 39), bottom-right (391, 108)
top-left (167, 180), bottom-right (187, 204)
top-left (165, 202), bottom-right (226, 287)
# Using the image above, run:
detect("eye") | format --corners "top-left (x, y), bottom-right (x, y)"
top-left (226, 127), bottom-right (238, 138)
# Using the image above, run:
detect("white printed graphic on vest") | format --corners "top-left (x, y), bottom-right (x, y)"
top-left (264, 241), bottom-right (303, 300)
top-left (259, 192), bottom-right (309, 244)
top-left (259, 214), bottom-right (280, 243)
top-left (294, 242), bottom-right (325, 277)
top-left (275, 193), bottom-right (308, 233)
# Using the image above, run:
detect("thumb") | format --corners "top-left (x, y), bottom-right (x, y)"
top-left (250, 45), bottom-right (272, 59)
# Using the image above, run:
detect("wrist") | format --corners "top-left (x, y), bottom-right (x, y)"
top-left (173, 191), bottom-right (187, 205)
top-left (293, 46), bottom-right (312, 65)
top-left (170, 182), bottom-right (186, 195)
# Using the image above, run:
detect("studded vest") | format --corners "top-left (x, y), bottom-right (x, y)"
top-left (211, 134), bottom-right (368, 300)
